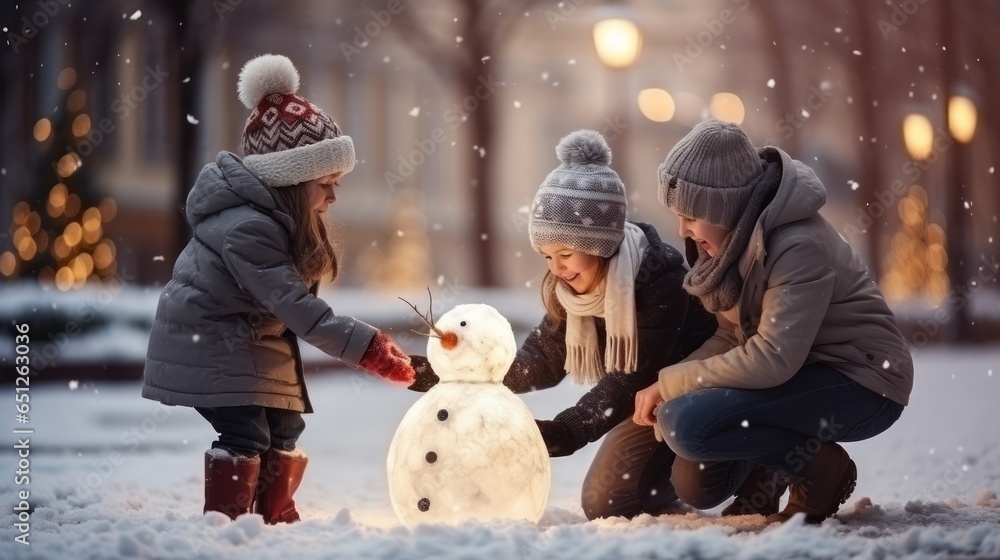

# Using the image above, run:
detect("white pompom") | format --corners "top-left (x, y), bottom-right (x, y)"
top-left (555, 129), bottom-right (612, 166)
top-left (237, 54), bottom-right (300, 109)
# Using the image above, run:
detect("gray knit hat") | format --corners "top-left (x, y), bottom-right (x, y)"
top-left (657, 119), bottom-right (764, 228)
top-left (528, 130), bottom-right (627, 258)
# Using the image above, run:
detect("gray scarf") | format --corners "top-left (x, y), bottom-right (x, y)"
top-left (683, 161), bottom-right (782, 312)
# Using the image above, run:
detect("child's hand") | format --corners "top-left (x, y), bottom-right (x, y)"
top-left (359, 331), bottom-right (415, 384)
top-left (406, 356), bottom-right (440, 392)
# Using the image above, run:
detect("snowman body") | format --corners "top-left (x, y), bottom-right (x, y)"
top-left (386, 304), bottom-right (551, 526)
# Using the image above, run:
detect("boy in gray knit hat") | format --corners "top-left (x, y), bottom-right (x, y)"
top-left (635, 118), bottom-right (913, 525)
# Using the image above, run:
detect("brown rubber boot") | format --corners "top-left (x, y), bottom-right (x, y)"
top-left (204, 450), bottom-right (261, 520)
top-left (766, 442), bottom-right (857, 525)
top-left (255, 448), bottom-right (309, 524)
top-left (721, 467), bottom-right (789, 517)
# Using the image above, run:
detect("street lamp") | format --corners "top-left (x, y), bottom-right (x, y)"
top-left (591, 11), bottom-right (642, 192)
top-left (945, 93), bottom-right (978, 341)
top-left (592, 18), bottom-right (642, 68)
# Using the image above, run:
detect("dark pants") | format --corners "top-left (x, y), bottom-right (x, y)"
top-left (659, 362), bottom-right (903, 479)
top-left (581, 418), bottom-right (750, 520)
top-left (582, 363), bottom-right (903, 519)
top-left (196, 406), bottom-right (306, 456)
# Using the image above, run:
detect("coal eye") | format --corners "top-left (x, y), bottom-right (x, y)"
top-left (460, 321), bottom-right (467, 327)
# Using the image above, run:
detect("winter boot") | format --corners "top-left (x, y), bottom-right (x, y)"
top-left (204, 449), bottom-right (261, 520)
top-left (255, 448), bottom-right (309, 524)
top-left (720, 466), bottom-right (788, 517)
top-left (766, 442), bottom-right (857, 525)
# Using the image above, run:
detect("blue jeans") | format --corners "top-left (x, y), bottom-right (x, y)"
top-left (658, 363), bottom-right (903, 487)
top-left (196, 406), bottom-right (306, 456)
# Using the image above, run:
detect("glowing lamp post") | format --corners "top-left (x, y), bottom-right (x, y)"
top-left (945, 94), bottom-right (977, 340)
top-left (591, 14), bottom-right (642, 191)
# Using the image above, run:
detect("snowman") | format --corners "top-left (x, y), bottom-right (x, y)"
top-left (386, 302), bottom-right (551, 527)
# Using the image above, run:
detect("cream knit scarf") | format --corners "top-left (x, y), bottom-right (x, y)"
top-left (554, 222), bottom-right (648, 384)
top-left (683, 160), bottom-right (781, 312)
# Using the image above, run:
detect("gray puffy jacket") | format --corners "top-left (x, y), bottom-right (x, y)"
top-left (142, 152), bottom-right (377, 412)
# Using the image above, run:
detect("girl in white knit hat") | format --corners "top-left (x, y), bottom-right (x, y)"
top-left (143, 54), bottom-right (415, 524)
top-left (634, 119), bottom-right (913, 524)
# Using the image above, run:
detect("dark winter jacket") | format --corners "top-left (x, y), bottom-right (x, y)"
top-left (142, 151), bottom-right (377, 413)
top-left (504, 221), bottom-right (717, 449)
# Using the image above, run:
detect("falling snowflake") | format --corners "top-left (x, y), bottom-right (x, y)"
top-left (480, 233), bottom-right (488, 241)
top-left (69, 380), bottom-right (79, 390)
top-left (153, 255), bottom-right (165, 261)
top-left (568, 59), bottom-right (577, 65)
top-left (408, 107), bottom-right (420, 117)
top-left (766, 79), bottom-right (776, 88)
top-left (604, 408), bottom-right (614, 417)
top-left (186, 114), bottom-right (199, 125)
top-left (541, 71), bottom-right (550, 81)
top-left (383, 56), bottom-right (391, 63)
top-left (964, 201), bottom-right (971, 210)
top-left (455, 36), bottom-right (463, 43)
top-left (192, 334), bottom-right (200, 343)
top-left (740, 420), bottom-right (750, 428)
top-left (800, 109), bottom-right (810, 118)
top-left (437, 275), bottom-right (445, 286)
top-left (129, 10), bottom-right (142, 20)
top-left (989, 166), bottom-right (995, 174)
top-left (480, 55), bottom-right (491, 62)
top-left (852, 50), bottom-right (862, 56)
top-left (989, 369), bottom-right (994, 377)
top-left (513, 100), bottom-right (522, 108)
top-left (883, 360), bottom-right (890, 369)
top-left (396, 230), bottom-right (404, 237)
top-left (848, 180), bottom-right (860, 191)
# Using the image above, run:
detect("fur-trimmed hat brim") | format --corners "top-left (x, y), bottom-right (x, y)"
top-left (242, 136), bottom-right (356, 188)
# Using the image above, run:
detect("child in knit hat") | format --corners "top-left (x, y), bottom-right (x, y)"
top-left (634, 119), bottom-right (914, 523)
top-left (142, 54), bottom-right (415, 524)
top-left (410, 130), bottom-right (723, 521)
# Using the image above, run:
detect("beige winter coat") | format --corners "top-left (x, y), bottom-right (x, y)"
top-left (658, 147), bottom-right (914, 406)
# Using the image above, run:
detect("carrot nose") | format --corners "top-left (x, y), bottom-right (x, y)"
top-left (439, 331), bottom-right (458, 350)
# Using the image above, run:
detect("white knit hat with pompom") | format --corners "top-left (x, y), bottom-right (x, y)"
top-left (528, 130), bottom-right (627, 258)
top-left (237, 54), bottom-right (355, 188)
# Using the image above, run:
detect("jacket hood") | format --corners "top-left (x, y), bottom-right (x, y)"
top-left (634, 220), bottom-right (684, 270)
top-left (757, 146), bottom-right (827, 233)
top-left (185, 151), bottom-right (294, 232)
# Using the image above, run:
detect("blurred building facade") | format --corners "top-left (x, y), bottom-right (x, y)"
top-left (2, 0), bottom-right (998, 339)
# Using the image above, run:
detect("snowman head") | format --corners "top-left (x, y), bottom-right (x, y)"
top-left (425, 304), bottom-right (516, 383)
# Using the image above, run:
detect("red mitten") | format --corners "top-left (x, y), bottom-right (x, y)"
top-left (358, 331), bottom-right (415, 384)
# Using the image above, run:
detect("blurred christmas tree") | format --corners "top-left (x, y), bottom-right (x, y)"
top-left (881, 184), bottom-right (949, 304)
top-left (2, 67), bottom-right (119, 290)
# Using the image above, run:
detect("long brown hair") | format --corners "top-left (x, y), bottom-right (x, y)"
top-left (540, 257), bottom-right (610, 323)
top-left (268, 183), bottom-right (339, 286)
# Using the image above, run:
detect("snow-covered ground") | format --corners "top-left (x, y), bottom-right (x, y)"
top-left (1, 346), bottom-right (999, 559)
